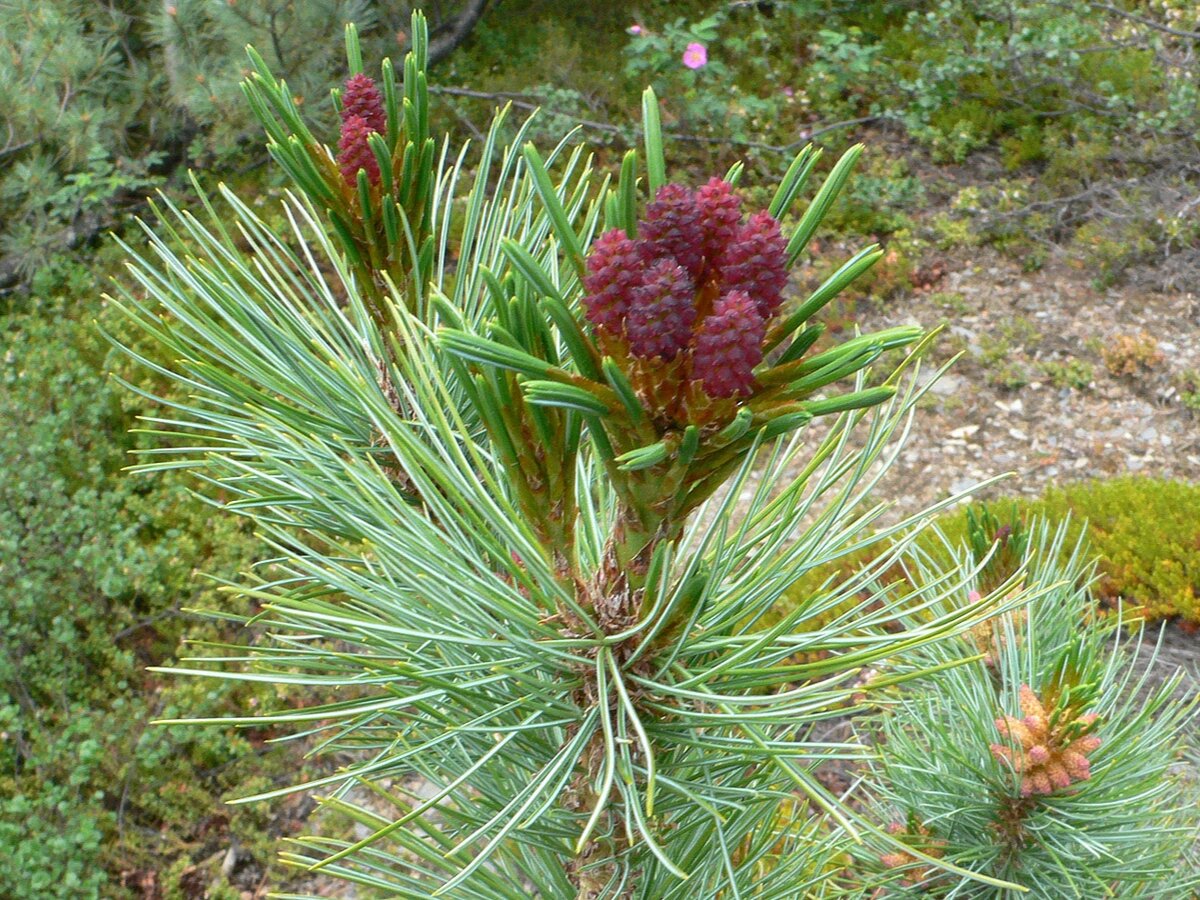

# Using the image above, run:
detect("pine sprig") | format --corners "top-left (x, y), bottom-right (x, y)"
top-left (859, 519), bottom-right (1200, 897)
top-left (108, 15), bottom-right (1102, 898)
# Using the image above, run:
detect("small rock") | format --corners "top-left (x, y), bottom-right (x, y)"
top-left (929, 374), bottom-right (963, 397)
top-left (950, 325), bottom-right (977, 342)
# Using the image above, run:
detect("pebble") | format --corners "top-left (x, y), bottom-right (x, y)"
top-left (928, 373), bottom-right (963, 397)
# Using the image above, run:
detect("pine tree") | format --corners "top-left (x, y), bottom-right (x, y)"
top-left (110, 13), bottom-right (1200, 897)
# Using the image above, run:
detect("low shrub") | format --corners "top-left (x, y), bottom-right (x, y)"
top-left (0, 277), bottom-right (317, 895)
top-left (1100, 331), bottom-right (1164, 377)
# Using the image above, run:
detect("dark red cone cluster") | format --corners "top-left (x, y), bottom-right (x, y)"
top-left (693, 291), bottom-right (765, 398)
top-left (719, 211), bottom-right (788, 318)
top-left (338, 115), bottom-right (381, 186)
top-left (582, 230), bottom-right (645, 333)
top-left (582, 180), bottom-right (788, 401)
top-left (626, 259), bottom-right (696, 361)
top-left (337, 74), bottom-right (387, 186)
top-left (640, 183), bottom-right (706, 279)
top-left (696, 177), bottom-right (742, 263)
top-left (341, 73), bottom-right (386, 134)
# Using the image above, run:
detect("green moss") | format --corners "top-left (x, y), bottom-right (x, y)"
top-left (774, 478), bottom-right (1200, 633)
top-left (1034, 479), bottom-right (1200, 624)
top-left (1000, 124), bottom-right (1047, 171)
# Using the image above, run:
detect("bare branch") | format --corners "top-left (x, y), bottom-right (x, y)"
top-left (427, 0), bottom-right (492, 67)
top-left (1083, 1), bottom-right (1200, 40)
top-left (429, 85), bottom-right (883, 152)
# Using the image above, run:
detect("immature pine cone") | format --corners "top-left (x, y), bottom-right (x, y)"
top-left (879, 821), bottom-right (944, 887)
top-left (989, 684), bottom-right (1102, 796)
top-left (338, 114), bottom-right (381, 186)
top-left (582, 229), bottom-right (647, 334)
top-left (626, 259), bottom-right (696, 361)
top-left (341, 73), bottom-right (387, 134)
top-left (692, 290), bottom-right (765, 398)
top-left (639, 183), bottom-right (706, 279)
top-left (696, 177), bottom-right (743, 269)
top-left (718, 210), bottom-right (789, 318)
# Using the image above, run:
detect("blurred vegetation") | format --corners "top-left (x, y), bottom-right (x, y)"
top-left (0, 0), bottom-right (470, 284)
top-left (2, 0), bottom-right (1198, 894)
top-left (3, 0), bottom-right (1198, 292)
top-left (0, 249), bottom-right (334, 897)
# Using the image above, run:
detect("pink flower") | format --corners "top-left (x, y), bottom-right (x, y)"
top-left (682, 42), bottom-right (708, 70)
top-left (627, 24), bottom-right (643, 35)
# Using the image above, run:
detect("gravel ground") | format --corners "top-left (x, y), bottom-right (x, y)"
top-left (779, 243), bottom-right (1200, 691)
top-left (796, 245), bottom-right (1200, 517)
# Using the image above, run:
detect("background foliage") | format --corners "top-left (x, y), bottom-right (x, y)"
top-left (0, 251), bottom-right (336, 896)
top-left (779, 478), bottom-right (1200, 631)
top-left (3, 0), bottom-right (1198, 292)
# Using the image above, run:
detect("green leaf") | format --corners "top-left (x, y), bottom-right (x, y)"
top-left (677, 426), bottom-right (700, 466)
top-left (616, 441), bottom-right (669, 471)
top-left (439, 329), bottom-right (555, 379)
top-left (369, 132), bottom-right (394, 194)
top-left (800, 386), bottom-right (896, 416)
top-left (713, 407), bottom-right (753, 445)
top-left (503, 242), bottom-right (602, 381)
top-left (775, 323), bottom-right (825, 366)
top-left (521, 145), bottom-right (586, 280)
top-left (642, 87), bottom-right (666, 195)
top-left (785, 143), bottom-right (864, 267)
top-left (759, 410), bottom-right (813, 439)
top-left (617, 149), bottom-right (639, 237)
top-left (521, 380), bottom-right (611, 416)
top-left (602, 358), bottom-right (646, 423)
top-left (500, 240), bottom-right (564, 305)
top-left (767, 245), bottom-right (881, 352)
top-left (356, 169), bottom-right (375, 244)
top-left (769, 144), bottom-right (819, 220)
top-left (344, 22), bottom-right (363, 76)
top-left (327, 211), bottom-right (365, 268)
top-left (781, 346), bottom-right (882, 397)
top-left (381, 58), bottom-right (400, 148)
